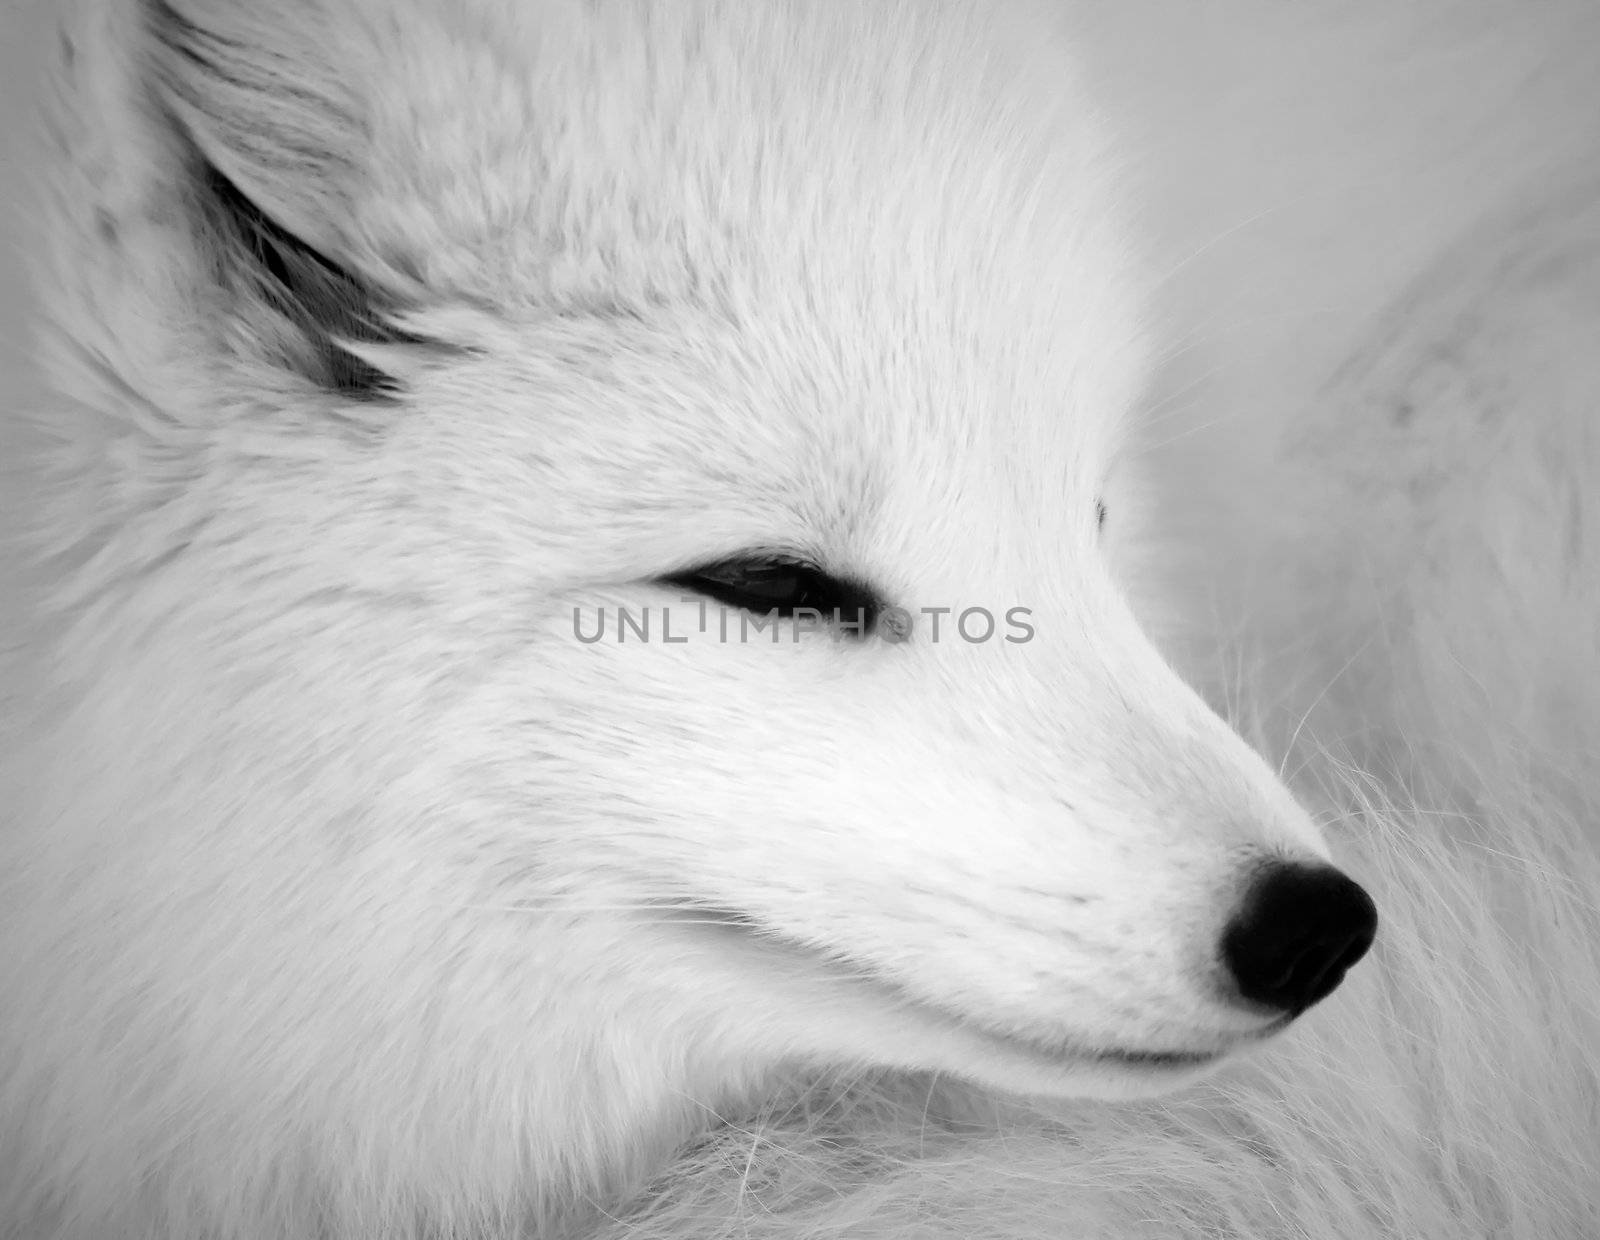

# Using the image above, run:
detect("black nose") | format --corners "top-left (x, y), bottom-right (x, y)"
top-left (1221, 862), bottom-right (1378, 1015)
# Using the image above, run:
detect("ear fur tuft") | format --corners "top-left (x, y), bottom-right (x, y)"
top-left (143, 0), bottom-right (425, 400)
top-left (144, 0), bottom-right (359, 256)
top-left (195, 155), bottom-right (421, 401)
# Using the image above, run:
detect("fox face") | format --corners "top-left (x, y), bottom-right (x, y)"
top-left (4, 0), bottom-right (1376, 1230)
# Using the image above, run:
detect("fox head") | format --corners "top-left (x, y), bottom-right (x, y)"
top-left (5, 0), bottom-right (1375, 1229)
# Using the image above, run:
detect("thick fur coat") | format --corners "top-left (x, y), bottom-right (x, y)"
top-left (2, 1), bottom-right (1598, 1237)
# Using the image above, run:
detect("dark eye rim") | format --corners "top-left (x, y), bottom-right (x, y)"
top-left (1096, 498), bottom-right (1108, 532)
top-left (660, 553), bottom-right (883, 634)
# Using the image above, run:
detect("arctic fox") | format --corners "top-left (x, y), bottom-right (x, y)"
top-left (2, 1), bottom-right (1597, 1239)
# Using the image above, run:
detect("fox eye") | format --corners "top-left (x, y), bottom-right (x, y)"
top-left (662, 555), bottom-right (882, 633)
top-left (1096, 499), bottom-right (1108, 533)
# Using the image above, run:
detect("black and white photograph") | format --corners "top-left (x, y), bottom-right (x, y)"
top-left (1, 1), bottom-right (1597, 1236)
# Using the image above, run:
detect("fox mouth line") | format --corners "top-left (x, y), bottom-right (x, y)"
top-left (658, 900), bottom-right (1259, 1071)
top-left (1082, 1045), bottom-right (1224, 1069)
top-left (982, 1010), bottom-right (1293, 1070)
top-left (912, 1004), bottom-right (1243, 1072)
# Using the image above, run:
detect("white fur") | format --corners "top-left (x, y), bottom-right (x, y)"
top-left (2, 1), bottom-right (1597, 1237)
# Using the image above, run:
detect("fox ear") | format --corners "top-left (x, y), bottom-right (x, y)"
top-left (147, 0), bottom-right (360, 264)
top-left (144, 0), bottom-right (421, 399)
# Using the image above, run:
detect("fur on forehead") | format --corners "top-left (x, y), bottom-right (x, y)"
top-left (148, 0), bottom-right (1141, 331)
